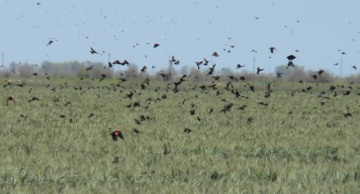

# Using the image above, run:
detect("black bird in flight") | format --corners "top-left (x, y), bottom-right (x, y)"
top-left (317, 69), bottom-right (325, 76)
top-left (99, 74), bottom-right (106, 82)
top-left (203, 58), bottom-right (210, 66)
top-left (287, 55), bottom-right (296, 60)
top-left (153, 43), bottom-right (160, 48)
top-left (207, 64), bottom-right (216, 75)
top-left (287, 61), bottom-right (295, 68)
top-left (236, 64), bottom-right (245, 69)
top-left (90, 47), bottom-right (98, 54)
top-left (256, 67), bottom-right (264, 75)
top-left (86, 65), bottom-right (93, 71)
top-left (269, 47), bottom-right (277, 53)
top-left (140, 66), bottom-right (147, 72)
top-left (46, 40), bottom-right (54, 46)
top-left (221, 103), bottom-right (234, 113)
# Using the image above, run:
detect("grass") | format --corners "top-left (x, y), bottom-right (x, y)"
top-left (0, 79), bottom-right (360, 193)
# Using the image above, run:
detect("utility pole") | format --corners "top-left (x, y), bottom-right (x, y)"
top-left (253, 57), bottom-right (256, 74)
top-left (340, 59), bottom-right (343, 77)
top-left (1, 52), bottom-right (4, 67)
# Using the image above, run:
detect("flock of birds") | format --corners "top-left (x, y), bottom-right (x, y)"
top-left (3, 2), bottom-right (360, 158)
top-left (4, 40), bottom-right (359, 148)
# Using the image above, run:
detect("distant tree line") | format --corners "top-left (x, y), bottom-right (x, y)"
top-left (0, 60), bottom-right (357, 84)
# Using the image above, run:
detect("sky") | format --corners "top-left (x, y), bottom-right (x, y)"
top-left (0, 0), bottom-right (359, 76)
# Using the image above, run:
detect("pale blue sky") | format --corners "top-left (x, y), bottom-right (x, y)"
top-left (1, 1), bottom-right (359, 76)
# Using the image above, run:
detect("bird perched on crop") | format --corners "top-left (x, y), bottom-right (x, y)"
top-left (6, 96), bottom-right (15, 106)
top-left (110, 130), bottom-right (124, 141)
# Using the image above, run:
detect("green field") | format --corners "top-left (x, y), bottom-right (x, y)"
top-left (1, 78), bottom-right (360, 193)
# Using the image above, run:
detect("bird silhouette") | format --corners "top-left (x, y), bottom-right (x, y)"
top-left (153, 43), bottom-right (160, 48)
top-left (317, 69), bottom-right (325, 76)
top-left (90, 47), bottom-right (98, 54)
top-left (99, 74), bottom-right (106, 82)
top-left (6, 96), bottom-right (15, 106)
top-left (46, 40), bottom-right (54, 46)
top-left (86, 65), bottom-right (93, 71)
top-left (269, 47), bottom-right (277, 53)
top-left (221, 103), bottom-right (234, 113)
top-left (140, 66), bottom-right (147, 72)
top-left (163, 146), bottom-right (170, 155)
top-left (256, 67), bottom-right (264, 75)
top-left (287, 61), bottom-right (295, 68)
top-left (236, 64), bottom-right (245, 69)
top-left (28, 97), bottom-right (39, 103)
top-left (112, 156), bottom-right (120, 164)
top-left (287, 55), bottom-right (296, 60)
top-left (207, 64), bottom-right (216, 75)
top-left (110, 130), bottom-right (124, 141)
top-left (184, 128), bottom-right (192, 133)
top-left (203, 58), bottom-right (210, 66)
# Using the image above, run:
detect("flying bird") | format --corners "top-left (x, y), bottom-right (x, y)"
top-left (287, 55), bottom-right (296, 60)
top-left (236, 64), bottom-right (245, 69)
top-left (110, 130), bottom-right (124, 141)
top-left (153, 43), bottom-right (160, 48)
top-left (99, 74), bottom-right (106, 82)
top-left (269, 47), bottom-right (277, 53)
top-left (212, 52), bottom-right (219, 57)
top-left (317, 69), bottom-right (325, 76)
top-left (86, 65), bottom-right (93, 71)
top-left (287, 61), bottom-right (295, 68)
top-left (256, 67), bottom-right (264, 75)
top-left (90, 47), bottom-right (98, 54)
top-left (140, 66), bottom-right (147, 72)
top-left (46, 40), bottom-right (54, 46)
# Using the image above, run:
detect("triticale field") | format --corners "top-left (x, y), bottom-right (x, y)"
top-left (1, 78), bottom-right (360, 193)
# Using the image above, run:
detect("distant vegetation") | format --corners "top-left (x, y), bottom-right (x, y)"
top-left (1, 60), bottom-right (359, 84)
